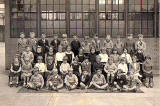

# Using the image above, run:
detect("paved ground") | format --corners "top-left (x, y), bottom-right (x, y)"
top-left (0, 42), bottom-right (160, 106)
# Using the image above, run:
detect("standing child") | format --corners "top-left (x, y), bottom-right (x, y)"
top-left (104, 58), bottom-right (117, 85)
top-left (21, 46), bottom-right (34, 64)
top-left (89, 47), bottom-right (97, 72)
top-left (103, 35), bottom-right (113, 56)
top-left (71, 35), bottom-right (81, 56)
top-left (50, 34), bottom-right (61, 54)
top-left (60, 56), bottom-right (71, 79)
top-left (99, 47), bottom-right (109, 66)
top-left (77, 48), bottom-right (85, 63)
top-left (9, 57), bottom-right (21, 87)
top-left (89, 69), bottom-right (108, 90)
top-left (26, 67), bottom-right (44, 91)
top-left (17, 32), bottom-right (28, 54)
top-left (21, 60), bottom-right (32, 87)
top-left (46, 68), bottom-right (63, 91)
top-left (61, 34), bottom-right (69, 52)
top-left (142, 56), bottom-right (153, 88)
top-left (65, 68), bottom-right (78, 90)
top-left (110, 48), bottom-right (120, 66)
top-left (55, 46), bottom-right (66, 71)
top-left (65, 46), bottom-right (75, 64)
top-left (81, 36), bottom-right (91, 56)
top-left (91, 34), bottom-right (101, 55)
top-left (81, 56), bottom-right (91, 76)
top-left (27, 32), bottom-right (37, 53)
top-left (114, 36), bottom-right (124, 55)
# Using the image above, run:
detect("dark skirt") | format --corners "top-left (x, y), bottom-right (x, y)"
top-left (9, 71), bottom-right (21, 77)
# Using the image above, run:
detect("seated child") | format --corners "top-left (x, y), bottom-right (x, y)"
top-left (110, 48), bottom-right (120, 66)
top-left (21, 60), bottom-right (32, 86)
top-left (65, 46), bottom-right (75, 64)
top-left (77, 48), bottom-right (85, 63)
top-left (9, 56), bottom-right (21, 87)
top-left (61, 34), bottom-right (69, 52)
top-left (17, 32), bottom-right (28, 54)
top-left (89, 69), bottom-right (108, 90)
top-left (34, 46), bottom-right (45, 63)
top-left (46, 68), bottom-right (63, 91)
top-left (80, 71), bottom-right (91, 89)
top-left (27, 32), bottom-right (37, 53)
top-left (21, 46), bottom-right (34, 64)
top-left (65, 68), bottom-right (78, 90)
top-left (60, 56), bottom-right (71, 79)
top-left (117, 57), bottom-right (128, 75)
top-left (142, 56), bottom-right (153, 88)
top-left (26, 67), bottom-right (44, 91)
top-left (45, 46), bottom-right (54, 63)
top-left (81, 56), bottom-right (91, 76)
top-left (104, 57), bottom-right (117, 85)
top-left (55, 45), bottom-right (66, 71)
top-left (99, 47), bottom-right (109, 65)
top-left (89, 47), bottom-right (97, 65)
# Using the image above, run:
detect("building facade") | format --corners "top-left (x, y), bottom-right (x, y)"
top-left (5, 0), bottom-right (159, 74)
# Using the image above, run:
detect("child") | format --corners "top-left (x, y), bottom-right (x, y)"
top-left (81, 56), bottom-right (91, 76)
top-left (37, 34), bottom-right (49, 54)
top-left (104, 58), bottom-right (117, 85)
top-left (142, 56), bottom-right (153, 88)
top-left (27, 32), bottom-right (37, 53)
top-left (50, 34), bottom-right (61, 54)
top-left (61, 34), bottom-right (69, 52)
top-left (45, 46), bottom-right (55, 63)
top-left (77, 48), bottom-right (85, 63)
top-left (89, 69), bottom-right (108, 90)
top-left (9, 57), bottom-right (21, 87)
top-left (114, 36), bottom-right (124, 55)
top-left (80, 71), bottom-right (91, 89)
top-left (60, 56), bottom-right (71, 79)
top-left (124, 34), bottom-right (135, 56)
top-left (21, 46), bottom-right (34, 64)
top-left (65, 46), bottom-right (75, 64)
top-left (34, 46), bottom-right (45, 63)
top-left (103, 35), bottom-right (113, 56)
top-left (21, 60), bottom-right (32, 87)
top-left (55, 46), bottom-right (66, 71)
top-left (65, 68), bottom-right (78, 90)
top-left (92, 56), bottom-right (104, 75)
top-left (91, 34), bottom-right (101, 55)
top-left (89, 47), bottom-right (97, 71)
top-left (81, 36), bottom-right (91, 56)
top-left (117, 57), bottom-right (128, 75)
top-left (26, 67), bottom-right (44, 91)
top-left (110, 48), bottom-right (120, 66)
top-left (135, 34), bottom-right (146, 54)
top-left (71, 35), bottom-right (81, 56)
top-left (99, 47), bottom-right (109, 65)
top-left (17, 32), bottom-right (28, 54)
top-left (46, 68), bottom-right (63, 91)
top-left (121, 48), bottom-right (132, 74)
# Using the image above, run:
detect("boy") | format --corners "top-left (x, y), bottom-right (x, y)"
top-left (91, 34), bottom-right (101, 55)
top-left (65, 46), bottom-right (75, 64)
top-left (81, 36), bottom-right (91, 56)
top-left (89, 69), bottom-right (108, 90)
top-left (61, 34), bottom-right (69, 52)
top-left (37, 34), bottom-right (49, 54)
top-left (46, 68), bottom-right (63, 91)
top-left (65, 68), bottom-right (78, 90)
top-left (71, 35), bottom-right (81, 56)
top-left (103, 35), bottom-right (113, 56)
top-left (114, 36), bottom-right (124, 55)
top-left (21, 46), bottom-right (34, 64)
top-left (81, 56), bottom-right (91, 76)
top-left (80, 71), bottom-right (91, 89)
top-left (104, 58), bottom-right (117, 85)
top-left (60, 56), bottom-right (71, 79)
top-left (124, 34), bottom-right (135, 56)
top-left (135, 34), bottom-right (146, 54)
top-left (26, 67), bottom-right (44, 91)
top-left (27, 32), bottom-right (37, 53)
top-left (17, 32), bottom-right (28, 54)
top-left (50, 34), bottom-right (61, 54)
top-left (142, 56), bottom-right (153, 88)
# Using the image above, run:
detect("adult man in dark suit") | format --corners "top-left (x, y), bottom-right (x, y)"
top-left (50, 34), bottom-right (61, 54)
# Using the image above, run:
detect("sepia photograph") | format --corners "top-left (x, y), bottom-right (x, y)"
top-left (0, 0), bottom-right (159, 106)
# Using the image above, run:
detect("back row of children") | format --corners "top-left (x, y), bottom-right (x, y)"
top-left (9, 32), bottom-right (153, 91)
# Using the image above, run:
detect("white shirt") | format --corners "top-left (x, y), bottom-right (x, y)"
top-left (55, 52), bottom-right (66, 63)
top-left (121, 53), bottom-right (132, 64)
top-left (99, 53), bottom-right (108, 63)
top-left (34, 63), bottom-right (46, 73)
top-left (118, 63), bottom-right (128, 75)
top-left (60, 63), bottom-right (70, 75)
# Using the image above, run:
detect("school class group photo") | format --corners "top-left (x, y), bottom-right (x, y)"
top-left (8, 32), bottom-right (153, 92)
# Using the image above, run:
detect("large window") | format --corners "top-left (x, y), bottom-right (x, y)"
top-left (128, 0), bottom-right (154, 37)
top-left (10, 0), bottom-right (38, 37)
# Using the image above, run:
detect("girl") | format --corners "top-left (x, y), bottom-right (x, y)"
top-left (114, 36), bottom-right (124, 55)
top-left (89, 47), bottom-right (97, 72)
top-left (110, 49), bottom-right (120, 66)
top-left (81, 56), bottom-right (91, 76)
top-left (99, 47), bottom-right (109, 66)
top-left (65, 46), bottom-right (75, 64)
top-left (92, 56), bottom-right (104, 75)
top-left (55, 46), bottom-right (66, 71)
top-left (77, 48), bottom-right (85, 63)
top-left (9, 57), bottom-right (21, 87)
top-left (45, 46), bottom-right (55, 63)
top-left (21, 46), bottom-right (34, 64)
top-left (80, 71), bottom-right (91, 89)
top-left (34, 46), bottom-right (45, 64)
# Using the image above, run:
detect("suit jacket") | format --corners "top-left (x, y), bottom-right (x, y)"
top-left (37, 39), bottom-right (49, 53)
